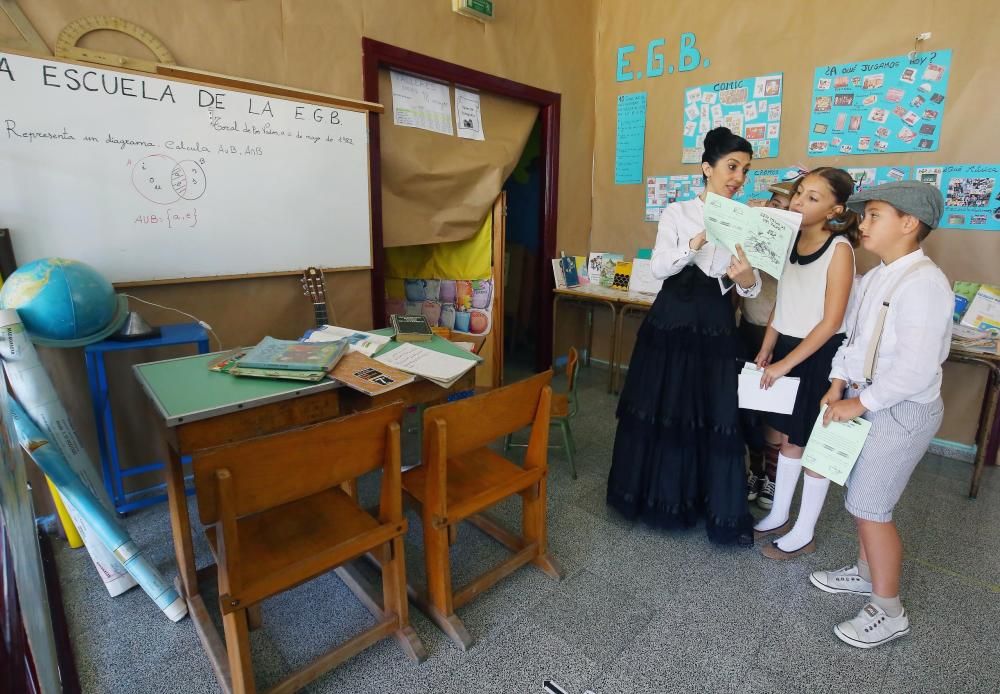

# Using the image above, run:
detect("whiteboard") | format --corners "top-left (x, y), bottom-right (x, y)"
top-left (0, 52), bottom-right (372, 283)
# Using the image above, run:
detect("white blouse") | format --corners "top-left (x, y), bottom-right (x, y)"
top-left (651, 197), bottom-right (762, 298)
top-left (772, 235), bottom-right (854, 339)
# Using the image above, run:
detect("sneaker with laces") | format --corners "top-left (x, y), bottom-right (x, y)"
top-left (834, 602), bottom-right (910, 649)
top-left (810, 565), bottom-right (873, 596)
top-left (747, 472), bottom-right (761, 502)
top-left (756, 475), bottom-right (775, 510)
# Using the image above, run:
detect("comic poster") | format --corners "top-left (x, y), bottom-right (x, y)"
top-left (914, 164), bottom-right (1000, 231)
top-left (808, 50), bottom-right (952, 156)
top-left (645, 174), bottom-right (705, 221)
top-left (682, 73), bottom-right (783, 163)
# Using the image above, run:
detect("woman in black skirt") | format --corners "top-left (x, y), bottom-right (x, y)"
top-left (607, 127), bottom-right (761, 546)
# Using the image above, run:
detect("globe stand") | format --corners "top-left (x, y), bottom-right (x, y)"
top-left (111, 311), bottom-right (160, 342)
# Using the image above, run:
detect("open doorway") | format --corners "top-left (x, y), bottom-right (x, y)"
top-left (361, 39), bottom-right (560, 375)
top-left (501, 120), bottom-right (543, 382)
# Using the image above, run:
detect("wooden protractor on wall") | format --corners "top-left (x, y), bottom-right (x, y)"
top-left (54, 15), bottom-right (174, 73)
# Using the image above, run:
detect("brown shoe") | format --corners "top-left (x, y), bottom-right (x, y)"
top-left (761, 538), bottom-right (816, 561)
top-left (753, 519), bottom-right (791, 541)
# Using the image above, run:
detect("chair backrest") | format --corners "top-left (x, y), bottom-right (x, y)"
top-left (422, 369), bottom-right (553, 459)
top-left (193, 401), bottom-right (405, 525)
top-left (565, 347), bottom-right (580, 417)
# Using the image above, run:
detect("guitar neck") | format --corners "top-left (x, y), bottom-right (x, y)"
top-left (313, 302), bottom-right (328, 328)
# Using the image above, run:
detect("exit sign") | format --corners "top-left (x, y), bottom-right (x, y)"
top-left (453, 0), bottom-right (494, 22)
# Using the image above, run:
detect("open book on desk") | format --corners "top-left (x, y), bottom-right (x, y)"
top-left (305, 324), bottom-right (390, 357)
top-left (375, 342), bottom-right (477, 389)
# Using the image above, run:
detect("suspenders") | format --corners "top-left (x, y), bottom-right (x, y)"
top-left (858, 258), bottom-right (936, 383)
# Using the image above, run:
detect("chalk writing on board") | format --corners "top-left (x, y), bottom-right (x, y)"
top-left (132, 154), bottom-right (207, 205)
top-left (134, 208), bottom-right (198, 229)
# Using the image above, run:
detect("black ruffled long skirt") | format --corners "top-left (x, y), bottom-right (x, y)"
top-left (607, 265), bottom-right (754, 545)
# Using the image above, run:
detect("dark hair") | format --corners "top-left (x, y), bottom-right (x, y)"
top-left (701, 127), bottom-right (753, 182)
top-left (797, 167), bottom-right (860, 246)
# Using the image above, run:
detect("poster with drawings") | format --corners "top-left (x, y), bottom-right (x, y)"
top-left (732, 167), bottom-right (805, 204)
top-left (682, 73), bottom-right (783, 164)
top-left (913, 164), bottom-right (1000, 231)
top-left (808, 50), bottom-right (951, 156)
top-left (844, 166), bottom-right (910, 192)
top-left (644, 174), bottom-right (704, 221)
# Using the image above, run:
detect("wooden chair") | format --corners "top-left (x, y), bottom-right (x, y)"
top-left (401, 370), bottom-right (562, 650)
top-left (192, 402), bottom-right (424, 694)
top-left (504, 347), bottom-right (580, 479)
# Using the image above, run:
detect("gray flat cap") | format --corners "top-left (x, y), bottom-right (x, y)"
top-left (846, 180), bottom-right (944, 229)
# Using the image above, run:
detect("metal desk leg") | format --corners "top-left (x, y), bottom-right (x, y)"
top-left (970, 365), bottom-right (1000, 499)
top-left (585, 305), bottom-right (594, 367)
top-left (612, 307), bottom-right (627, 394)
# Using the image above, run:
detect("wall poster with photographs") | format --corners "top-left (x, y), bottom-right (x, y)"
top-left (732, 167), bottom-right (807, 204)
top-left (914, 164), bottom-right (1000, 231)
top-left (845, 166), bottom-right (911, 193)
top-left (644, 174), bottom-right (705, 221)
top-left (807, 50), bottom-right (952, 156)
top-left (681, 73), bottom-right (783, 164)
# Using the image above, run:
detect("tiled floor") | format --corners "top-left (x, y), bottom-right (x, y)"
top-left (55, 365), bottom-right (1000, 693)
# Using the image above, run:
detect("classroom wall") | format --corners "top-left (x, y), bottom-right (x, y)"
top-left (589, 0), bottom-right (1000, 453)
top-left (1, 0), bottom-right (597, 514)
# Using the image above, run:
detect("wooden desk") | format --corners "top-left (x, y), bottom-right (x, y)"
top-left (552, 286), bottom-right (656, 393)
top-left (947, 345), bottom-right (1000, 499)
top-left (134, 351), bottom-right (474, 692)
top-left (611, 293), bottom-right (655, 394)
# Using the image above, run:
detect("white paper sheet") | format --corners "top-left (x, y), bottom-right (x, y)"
top-left (390, 70), bottom-right (454, 135)
top-left (455, 87), bottom-right (485, 140)
top-left (628, 258), bottom-right (663, 296)
top-left (738, 363), bottom-right (800, 414)
top-left (375, 342), bottom-right (476, 386)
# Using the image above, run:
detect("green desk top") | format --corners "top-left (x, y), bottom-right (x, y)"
top-left (134, 334), bottom-right (479, 427)
top-left (133, 351), bottom-right (338, 427)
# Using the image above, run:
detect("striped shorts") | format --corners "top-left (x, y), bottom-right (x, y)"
top-left (844, 388), bottom-right (944, 523)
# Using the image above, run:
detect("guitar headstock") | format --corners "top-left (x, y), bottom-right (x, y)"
top-left (301, 267), bottom-right (327, 304)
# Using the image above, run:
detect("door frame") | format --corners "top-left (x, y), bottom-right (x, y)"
top-left (361, 38), bottom-right (560, 371)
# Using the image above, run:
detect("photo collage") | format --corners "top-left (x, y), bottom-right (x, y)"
top-left (682, 73), bottom-right (783, 163)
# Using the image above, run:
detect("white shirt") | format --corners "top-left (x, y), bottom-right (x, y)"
top-left (651, 197), bottom-right (762, 298)
top-left (772, 235), bottom-right (854, 339)
top-left (829, 249), bottom-right (953, 412)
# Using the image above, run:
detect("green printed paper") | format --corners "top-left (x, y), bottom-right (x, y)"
top-left (801, 405), bottom-right (872, 486)
top-left (703, 192), bottom-right (800, 279)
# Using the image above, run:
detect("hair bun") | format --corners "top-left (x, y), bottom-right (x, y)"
top-left (703, 126), bottom-right (733, 149)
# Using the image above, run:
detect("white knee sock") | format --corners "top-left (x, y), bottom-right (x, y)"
top-left (776, 474), bottom-right (830, 551)
top-left (754, 453), bottom-right (801, 532)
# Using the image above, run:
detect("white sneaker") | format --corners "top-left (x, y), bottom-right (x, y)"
top-left (834, 603), bottom-right (910, 649)
top-left (810, 565), bottom-right (873, 596)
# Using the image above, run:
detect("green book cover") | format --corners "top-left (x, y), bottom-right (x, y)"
top-left (239, 336), bottom-right (347, 371)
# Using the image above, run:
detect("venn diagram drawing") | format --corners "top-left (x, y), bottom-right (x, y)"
top-left (132, 154), bottom-right (207, 205)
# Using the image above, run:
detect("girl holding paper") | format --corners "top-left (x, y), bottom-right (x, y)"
top-left (752, 167), bottom-right (859, 559)
top-left (606, 127), bottom-right (761, 546)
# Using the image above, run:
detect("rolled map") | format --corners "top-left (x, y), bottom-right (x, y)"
top-left (10, 396), bottom-right (187, 622)
top-left (0, 308), bottom-right (137, 596)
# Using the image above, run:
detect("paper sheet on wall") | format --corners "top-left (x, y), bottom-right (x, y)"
top-left (703, 192), bottom-right (800, 279)
top-left (802, 405), bottom-right (872, 485)
top-left (615, 92), bottom-right (646, 184)
top-left (390, 70), bottom-right (454, 135)
top-left (913, 164), bottom-right (1000, 231)
top-left (455, 87), bottom-right (485, 140)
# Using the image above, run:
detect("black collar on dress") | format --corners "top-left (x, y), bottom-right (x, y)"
top-left (789, 230), bottom-right (836, 265)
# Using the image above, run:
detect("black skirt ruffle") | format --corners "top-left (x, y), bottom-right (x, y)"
top-left (607, 266), bottom-right (754, 546)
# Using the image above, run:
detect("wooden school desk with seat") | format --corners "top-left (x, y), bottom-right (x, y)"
top-left (134, 349), bottom-right (474, 693)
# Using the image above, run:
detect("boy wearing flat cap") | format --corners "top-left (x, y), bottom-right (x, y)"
top-left (809, 181), bottom-right (952, 648)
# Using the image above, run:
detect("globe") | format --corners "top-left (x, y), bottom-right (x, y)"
top-left (0, 258), bottom-right (128, 347)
